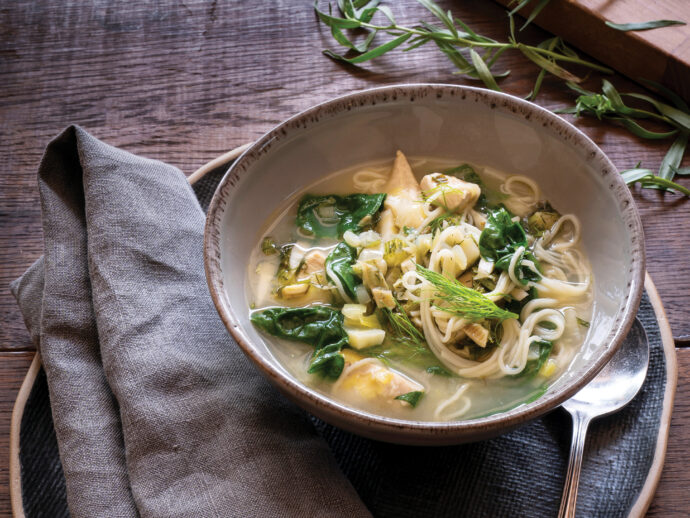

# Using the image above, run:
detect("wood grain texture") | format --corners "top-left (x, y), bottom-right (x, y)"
top-left (493, 0), bottom-right (690, 103)
top-left (0, 2), bottom-right (689, 514)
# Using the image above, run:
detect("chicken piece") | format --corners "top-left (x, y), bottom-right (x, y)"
top-left (281, 283), bottom-right (309, 299)
top-left (377, 209), bottom-right (396, 241)
top-left (297, 250), bottom-right (326, 281)
top-left (372, 287), bottom-right (396, 310)
top-left (381, 151), bottom-right (426, 230)
top-left (386, 150), bottom-right (420, 198)
top-left (336, 349), bottom-right (424, 404)
top-left (400, 258), bottom-right (416, 274)
top-left (458, 270), bottom-right (474, 288)
top-left (358, 261), bottom-right (387, 291)
top-left (464, 323), bottom-right (489, 348)
top-left (420, 173), bottom-right (481, 213)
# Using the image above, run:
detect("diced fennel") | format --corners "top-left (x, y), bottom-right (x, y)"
top-left (384, 238), bottom-right (410, 267)
top-left (342, 304), bottom-right (381, 329)
top-left (477, 257), bottom-right (494, 278)
top-left (345, 327), bottom-right (386, 349)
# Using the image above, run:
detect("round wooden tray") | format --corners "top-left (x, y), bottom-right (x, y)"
top-left (8, 145), bottom-right (679, 517)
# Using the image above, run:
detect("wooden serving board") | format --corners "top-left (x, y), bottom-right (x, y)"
top-left (493, 0), bottom-right (690, 102)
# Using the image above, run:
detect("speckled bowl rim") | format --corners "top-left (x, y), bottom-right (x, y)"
top-left (204, 84), bottom-right (645, 442)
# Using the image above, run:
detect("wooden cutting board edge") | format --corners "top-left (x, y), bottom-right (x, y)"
top-left (492, 0), bottom-right (690, 103)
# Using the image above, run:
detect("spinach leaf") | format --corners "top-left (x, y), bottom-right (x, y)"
top-left (325, 242), bottom-right (360, 300)
top-left (513, 339), bottom-right (552, 379)
top-left (442, 163), bottom-right (478, 178)
top-left (296, 193), bottom-right (386, 238)
top-left (250, 306), bottom-right (348, 379)
top-left (395, 391), bottom-right (424, 407)
top-left (479, 207), bottom-right (527, 260)
top-left (479, 207), bottom-right (541, 285)
top-left (495, 247), bottom-right (542, 285)
top-left (505, 286), bottom-right (538, 316)
top-left (308, 341), bottom-right (346, 379)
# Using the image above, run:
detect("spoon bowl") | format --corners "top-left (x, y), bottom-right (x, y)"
top-left (559, 318), bottom-right (649, 518)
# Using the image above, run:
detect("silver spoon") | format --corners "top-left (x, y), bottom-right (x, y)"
top-left (558, 318), bottom-right (649, 518)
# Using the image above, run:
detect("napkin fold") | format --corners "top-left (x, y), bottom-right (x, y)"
top-left (11, 126), bottom-right (370, 518)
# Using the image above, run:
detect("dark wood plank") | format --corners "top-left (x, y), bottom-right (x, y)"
top-left (0, 352), bottom-right (35, 517)
top-left (1, 0), bottom-right (688, 348)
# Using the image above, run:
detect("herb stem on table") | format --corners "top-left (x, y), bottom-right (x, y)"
top-left (558, 80), bottom-right (690, 196)
top-left (314, 1), bottom-right (689, 199)
top-left (314, 0), bottom-right (612, 93)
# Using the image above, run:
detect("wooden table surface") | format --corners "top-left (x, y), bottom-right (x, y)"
top-left (1, 0), bottom-right (688, 516)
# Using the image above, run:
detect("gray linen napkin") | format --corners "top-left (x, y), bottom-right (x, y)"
top-left (10, 126), bottom-right (371, 518)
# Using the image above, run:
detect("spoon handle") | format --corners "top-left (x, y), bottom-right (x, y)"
top-left (558, 411), bottom-right (592, 518)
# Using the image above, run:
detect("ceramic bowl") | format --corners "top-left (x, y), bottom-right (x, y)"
top-left (204, 84), bottom-right (645, 445)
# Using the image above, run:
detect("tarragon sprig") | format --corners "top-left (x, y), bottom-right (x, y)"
top-left (558, 80), bottom-right (690, 196)
top-left (314, 0), bottom-right (612, 94)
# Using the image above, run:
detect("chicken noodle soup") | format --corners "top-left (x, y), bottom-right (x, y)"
top-left (248, 152), bottom-right (593, 421)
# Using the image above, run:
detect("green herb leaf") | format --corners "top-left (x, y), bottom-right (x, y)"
top-left (276, 244), bottom-right (295, 283)
top-left (469, 48), bottom-right (501, 91)
top-left (518, 45), bottom-right (581, 82)
top-left (296, 193), bottom-right (386, 238)
top-left (659, 131), bottom-right (689, 180)
top-left (615, 116), bottom-right (678, 140)
top-left (417, 0), bottom-right (458, 37)
top-left (325, 33), bottom-right (412, 63)
top-left (518, 0), bottom-right (552, 31)
top-left (261, 237), bottom-right (278, 255)
top-left (416, 264), bottom-right (519, 321)
top-left (376, 5), bottom-right (396, 25)
top-left (325, 242), bottom-right (360, 300)
top-left (314, 2), bottom-right (363, 28)
top-left (315, 0), bottom-right (613, 101)
top-left (605, 20), bottom-right (686, 32)
top-left (624, 92), bottom-right (690, 132)
top-left (620, 168), bottom-right (690, 196)
top-left (639, 79), bottom-right (689, 111)
top-left (395, 390), bottom-right (424, 407)
top-left (576, 317), bottom-right (590, 328)
top-left (383, 299), bottom-right (425, 343)
top-left (671, 165), bottom-right (690, 176)
top-left (426, 365), bottom-right (453, 376)
top-left (508, 0), bottom-right (532, 16)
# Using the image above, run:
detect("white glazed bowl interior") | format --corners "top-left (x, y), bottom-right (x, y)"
top-left (205, 84), bottom-right (644, 445)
